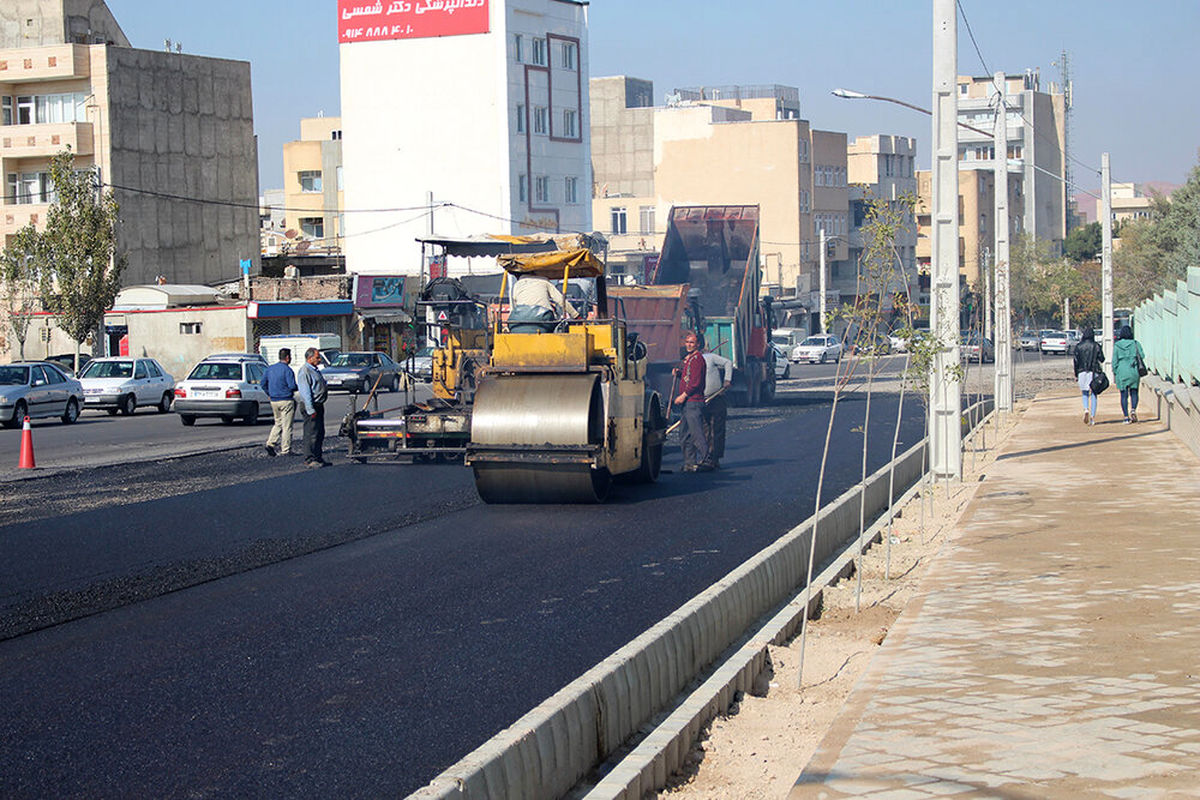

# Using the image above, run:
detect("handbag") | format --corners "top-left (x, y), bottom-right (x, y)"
top-left (1135, 353), bottom-right (1149, 377)
top-left (1090, 370), bottom-right (1110, 395)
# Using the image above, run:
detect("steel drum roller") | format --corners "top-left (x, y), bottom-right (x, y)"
top-left (470, 374), bottom-right (610, 503)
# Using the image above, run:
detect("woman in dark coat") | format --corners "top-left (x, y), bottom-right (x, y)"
top-left (1072, 327), bottom-right (1104, 425)
top-left (1112, 325), bottom-right (1146, 423)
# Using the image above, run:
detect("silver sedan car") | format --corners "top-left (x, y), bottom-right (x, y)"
top-left (0, 362), bottom-right (85, 427)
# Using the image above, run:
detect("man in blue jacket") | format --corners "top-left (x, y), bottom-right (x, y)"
top-left (260, 348), bottom-right (298, 457)
top-left (297, 347), bottom-right (330, 468)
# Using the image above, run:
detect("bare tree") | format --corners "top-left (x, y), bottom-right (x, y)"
top-left (1, 225), bottom-right (44, 361)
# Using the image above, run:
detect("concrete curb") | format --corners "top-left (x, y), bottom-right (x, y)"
top-left (405, 398), bottom-right (992, 799)
top-left (1147, 374), bottom-right (1200, 461)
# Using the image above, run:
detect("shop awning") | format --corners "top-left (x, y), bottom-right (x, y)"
top-left (248, 300), bottom-right (354, 319)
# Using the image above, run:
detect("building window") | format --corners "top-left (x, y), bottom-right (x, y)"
top-left (513, 33), bottom-right (524, 63)
top-left (2, 97), bottom-right (11, 126)
top-left (531, 37), bottom-right (546, 66)
top-left (16, 96), bottom-right (34, 125)
top-left (331, 129), bottom-right (342, 140)
top-left (533, 106), bottom-right (547, 135)
top-left (518, 174), bottom-right (528, 203)
top-left (516, 103), bottom-right (526, 133)
top-left (534, 176), bottom-right (549, 204)
top-left (611, 207), bottom-right (627, 235)
top-left (336, 166), bottom-right (344, 191)
top-left (564, 176), bottom-right (578, 204)
top-left (561, 42), bottom-right (577, 70)
top-left (179, 322), bottom-right (203, 335)
top-left (638, 205), bottom-right (655, 235)
top-left (562, 108), bottom-right (577, 137)
top-left (3, 92), bottom-right (88, 126)
top-left (298, 170), bottom-right (322, 193)
top-left (300, 217), bottom-right (324, 238)
top-left (6, 172), bottom-right (53, 205)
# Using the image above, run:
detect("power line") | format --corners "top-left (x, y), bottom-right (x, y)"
top-left (99, 181), bottom-right (442, 215)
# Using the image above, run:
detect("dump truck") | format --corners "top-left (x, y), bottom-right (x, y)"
top-left (465, 245), bottom-right (667, 503)
top-left (614, 205), bottom-right (776, 407)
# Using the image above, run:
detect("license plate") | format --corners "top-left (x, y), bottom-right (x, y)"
top-left (194, 390), bottom-right (221, 399)
top-left (85, 388), bottom-right (103, 395)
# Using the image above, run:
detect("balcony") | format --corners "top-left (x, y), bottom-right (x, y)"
top-left (0, 45), bottom-right (89, 83)
top-left (0, 122), bottom-right (94, 158)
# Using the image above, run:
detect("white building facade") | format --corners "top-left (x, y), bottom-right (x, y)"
top-left (339, 0), bottom-right (591, 277)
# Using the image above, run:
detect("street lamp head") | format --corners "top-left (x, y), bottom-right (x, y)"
top-left (831, 88), bottom-right (869, 100)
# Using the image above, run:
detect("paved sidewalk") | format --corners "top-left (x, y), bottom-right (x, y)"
top-left (791, 393), bottom-right (1200, 799)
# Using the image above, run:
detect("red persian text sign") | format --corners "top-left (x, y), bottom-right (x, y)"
top-left (339, 0), bottom-right (489, 44)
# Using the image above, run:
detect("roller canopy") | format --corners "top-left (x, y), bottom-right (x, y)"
top-left (418, 232), bottom-right (608, 259)
top-left (496, 248), bottom-right (606, 279)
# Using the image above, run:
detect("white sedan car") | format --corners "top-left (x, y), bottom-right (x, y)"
top-left (78, 357), bottom-right (175, 415)
top-left (172, 357), bottom-right (270, 426)
top-left (791, 334), bottom-right (844, 364)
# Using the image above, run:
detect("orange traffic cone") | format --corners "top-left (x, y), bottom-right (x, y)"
top-left (18, 416), bottom-right (35, 469)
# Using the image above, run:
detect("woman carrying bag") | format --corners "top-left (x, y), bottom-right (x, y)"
top-left (1112, 324), bottom-right (1147, 424)
top-left (1072, 327), bottom-right (1104, 426)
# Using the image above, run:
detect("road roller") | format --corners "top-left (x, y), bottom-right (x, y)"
top-left (465, 246), bottom-right (667, 503)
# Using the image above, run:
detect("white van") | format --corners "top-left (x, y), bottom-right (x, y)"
top-left (771, 327), bottom-right (809, 351)
top-left (258, 334), bottom-right (342, 377)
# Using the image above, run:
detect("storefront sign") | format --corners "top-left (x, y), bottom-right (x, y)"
top-left (339, 0), bottom-right (489, 44)
top-left (355, 275), bottom-right (408, 308)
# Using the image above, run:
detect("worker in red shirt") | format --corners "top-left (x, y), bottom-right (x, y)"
top-left (674, 331), bottom-right (712, 472)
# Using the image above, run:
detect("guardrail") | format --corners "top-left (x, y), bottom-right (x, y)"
top-left (408, 401), bottom-right (994, 800)
top-left (1134, 265), bottom-right (1200, 387)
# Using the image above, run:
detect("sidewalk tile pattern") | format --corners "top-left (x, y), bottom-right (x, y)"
top-left (792, 396), bottom-right (1200, 799)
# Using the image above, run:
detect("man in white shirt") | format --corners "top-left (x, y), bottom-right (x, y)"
top-left (701, 334), bottom-right (734, 468)
top-left (508, 274), bottom-right (579, 333)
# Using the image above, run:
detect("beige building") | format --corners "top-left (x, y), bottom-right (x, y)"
top-left (281, 115), bottom-right (343, 251)
top-left (846, 134), bottom-right (918, 303)
top-left (0, 0), bottom-right (259, 292)
top-left (1110, 182), bottom-right (1154, 225)
top-left (591, 77), bottom-right (835, 296)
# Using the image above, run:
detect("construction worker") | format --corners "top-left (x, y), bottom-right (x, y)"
top-left (700, 333), bottom-right (733, 468)
top-left (674, 331), bottom-right (711, 472)
top-left (508, 274), bottom-right (579, 333)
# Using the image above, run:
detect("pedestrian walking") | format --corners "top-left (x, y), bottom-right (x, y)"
top-left (1112, 325), bottom-right (1146, 424)
top-left (297, 347), bottom-right (330, 467)
top-left (1072, 328), bottom-right (1103, 426)
top-left (261, 348), bottom-right (298, 455)
top-left (674, 331), bottom-right (711, 472)
top-left (700, 334), bottom-right (734, 468)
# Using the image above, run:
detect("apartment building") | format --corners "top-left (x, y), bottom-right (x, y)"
top-left (956, 71), bottom-right (1066, 249)
top-left (592, 77), bottom-right (833, 294)
top-left (339, 0), bottom-right (591, 277)
top-left (282, 115), bottom-right (343, 251)
top-left (0, 0), bottom-right (259, 288)
top-left (846, 134), bottom-right (918, 303)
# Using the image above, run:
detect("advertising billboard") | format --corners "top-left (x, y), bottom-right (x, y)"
top-left (354, 275), bottom-right (408, 308)
top-left (339, 0), bottom-right (490, 44)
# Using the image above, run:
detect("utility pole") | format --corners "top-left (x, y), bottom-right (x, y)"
top-left (930, 0), bottom-right (961, 479)
top-left (1101, 153), bottom-right (1114, 375)
top-left (982, 247), bottom-right (992, 340)
top-left (1064, 296), bottom-right (1071, 331)
top-left (992, 70), bottom-right (1014, 413)
top-left (819, 228), bottom-right (827, 334)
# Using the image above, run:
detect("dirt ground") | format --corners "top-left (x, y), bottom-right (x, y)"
top-left (656, 385), bottom-right (1063, 799)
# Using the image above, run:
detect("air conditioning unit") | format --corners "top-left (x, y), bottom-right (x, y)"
top-left (283, 265), bottom-right (300, 279)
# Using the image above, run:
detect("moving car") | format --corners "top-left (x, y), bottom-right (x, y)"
top-left (1039, 330), bottom-right (1070, 355)
top-left (770, 343), bottom-right (791, 379)
top-left (1017, 330), bottom-right (1041, 351)
top-left (404, 346), bottom-right (435, 383)
top-left (172, 356), bottom-right (270, 426)
top-left (960, 333), bottom-right (996, 363)
top-left (0, 361), bottom-right (84, 427)
top-left (78, 357), bottom-right (175, 415)
top-left (791, 334), bottom-right (843, 364)
top-left (322, 351), bottom-right (404, 393)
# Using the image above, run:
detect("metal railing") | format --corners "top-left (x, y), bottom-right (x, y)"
top-left (1134, 265), bottom-right (1200, 387)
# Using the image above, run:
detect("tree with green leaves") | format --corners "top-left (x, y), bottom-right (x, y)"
top-left (1114, 159), bottom-right (1200, 305)
top-left (1063, 221), bottom-right (1101, 262)
top-left (37, 149), bottom-right (126, 371)
top-left (1, 225), bottom-right (44, 360)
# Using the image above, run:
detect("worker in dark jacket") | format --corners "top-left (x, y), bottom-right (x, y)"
top-left (1072, 328), bottom-right (1104, 426)
top-left (261, 348), bottom-right (299, 455)
top-left (674, 331), bottom-right (711, 472)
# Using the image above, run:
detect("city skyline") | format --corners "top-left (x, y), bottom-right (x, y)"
top-left (106, 0), bottom-right (1198, 199)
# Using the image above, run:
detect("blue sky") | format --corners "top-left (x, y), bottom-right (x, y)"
top-left (107, 0), bottom-right (1198, 194)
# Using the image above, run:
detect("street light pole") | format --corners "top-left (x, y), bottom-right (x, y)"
top-left (1101, 153), bottom-right (1114, 375)
top-left (819, 228), bottom-right (827, 333)
top-left (992, 70), bottom-right (1014, 412)
top-left (930, 0), bottom-right (962, 479)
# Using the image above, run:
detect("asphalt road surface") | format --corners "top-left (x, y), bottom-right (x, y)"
top-left (0, 385), bottom-right (926, 798)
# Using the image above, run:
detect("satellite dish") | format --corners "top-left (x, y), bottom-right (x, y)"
top-left (295, 241), bottom-right (311, 253)
top-left (284, 229), bottom-right (298, 240)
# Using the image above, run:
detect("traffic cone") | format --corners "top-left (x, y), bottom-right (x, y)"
top-left (18, 416), bottom-right (35, 469)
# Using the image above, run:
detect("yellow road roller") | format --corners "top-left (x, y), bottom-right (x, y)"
top-left (465, 246), bottom-right (667, 503)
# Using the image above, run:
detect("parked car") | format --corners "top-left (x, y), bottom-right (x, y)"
top-left (43, 353), bottom-right (92, 376)
top-left (172, 356), bottom-right (270, 426)
top-left (78, 357), bottom-right (175, 415)
top-left (847, 330), bottom-right (892, 357)
top-left (323, 351), bottom-right (404, 393)
top-left (404, 346), bottom-right (435, 383)
top-left (0, 362), bottom-right (84, 427)
top-left (1040, 330), bottom-right (1070, 355)
top-left (791, 334), bottom-right (843, 364)
top-left (770, 328), bottom-right (808, 353)
top-left (1017, 330), bottom-right (1041, 351)
top-left (1065, 330), bottom-right (1081, 354)
top-left (770, 343), bottom-right (791, 380)
top-left (206, 352), bottom-right (267, 365)
top-left (960, 333), bottom-right (996, 363)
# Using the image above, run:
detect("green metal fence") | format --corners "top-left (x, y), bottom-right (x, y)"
top-left (1134, 266), bottom-right (1200, 386)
